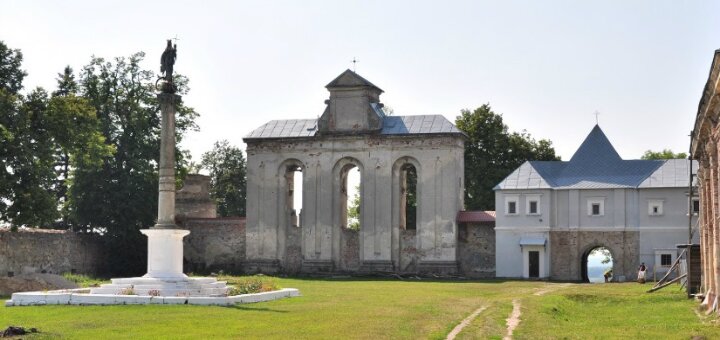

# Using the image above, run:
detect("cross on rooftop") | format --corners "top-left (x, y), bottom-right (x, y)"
top-left (352, 57), bottom-right (358, 72)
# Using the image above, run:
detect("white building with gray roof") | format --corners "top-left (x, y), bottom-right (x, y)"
top-left (494, 125), bottom-right (698, 281)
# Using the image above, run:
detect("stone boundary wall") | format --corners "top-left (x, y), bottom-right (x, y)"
top-left (550, 230), bottom-right (639, 281)
top-left (0, 228), bottom-right (105, 276)
top-left (457, 222), bottom-right (496, 278)
top-left (183, 217), bottom-right (246, 274)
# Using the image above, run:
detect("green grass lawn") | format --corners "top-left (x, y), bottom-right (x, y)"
top-left (1, 277), bottom-right (718, 339)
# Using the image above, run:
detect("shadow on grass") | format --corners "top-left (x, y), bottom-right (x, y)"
top-left (281, 276), bottom-right (577, 285)
top-left (223, 305), bottom-right (289, 313)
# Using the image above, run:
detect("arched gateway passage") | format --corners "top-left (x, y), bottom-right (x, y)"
top-left (582, 246), bottom-right (614, 283)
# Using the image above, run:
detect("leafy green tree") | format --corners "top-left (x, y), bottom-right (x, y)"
top-left (0, 42), bottom-right (112, 230)
top-left (3, 88), bottom-right (59, 228)
top-left (201, 140), bottom-right (247, 217)
top-left (0, 41), bottom-right (27, 226)
top-left (456, 104), bottom-right (559, 211)
top-left (347, 185), bottom-right (360, 230)
top-left (641, 149), bottom-right (687, 160)
top-left (0, 41), bottom-right (26, 93)
top-left (68, 52), bottom-right (198, 275)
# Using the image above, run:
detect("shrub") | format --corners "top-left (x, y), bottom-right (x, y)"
top-left (225, 276), bottom-right (280, 296)
top-left (119, 287), bottom-right (135, 295)
top-left (62, 273), bottom-right (106, 288)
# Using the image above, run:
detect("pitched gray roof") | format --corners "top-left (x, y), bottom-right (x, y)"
top-left (495, 125), bottom-right (694, 190)
top-left (244, 115), bottom-right (462, 140)
top-left (638, 159), bottom-right (697, 188)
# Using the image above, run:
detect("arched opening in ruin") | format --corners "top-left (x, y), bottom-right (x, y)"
top-left (582, 246), bottom-right (614, 283)
top-left (341, 165), bottom-right (362, 230)
top-left (284, 163), bottom-right (304, 227)
top-left (399, 164), bottom-right (418, 230)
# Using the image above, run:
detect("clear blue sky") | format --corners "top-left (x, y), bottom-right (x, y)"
top-left (2, 0), bottom-right (719, 162)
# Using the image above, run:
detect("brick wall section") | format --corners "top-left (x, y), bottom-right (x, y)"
top-left (182, 217), bottom-right (245, 273)
top-left (550, 230), bottom-right (639, 281)
top-left (0, 228), bottom-right (105, 276)
top-left (457, 222), bottom-right (496, 278)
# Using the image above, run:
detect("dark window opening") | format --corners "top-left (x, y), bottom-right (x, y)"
top-left (591, 203), bottom-right (601, 216)
top-left (529, 201), bottom-right (538, 214)
top-left (661, 254), bottom-right (672, 267)
top-left (693, 199), bottom-right (700, 214)
top-left (508, 201), bottom-right (517, 214)
top-left (400, 164), bottom-right (417, 230)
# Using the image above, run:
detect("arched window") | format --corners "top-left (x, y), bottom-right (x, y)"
top-left (282, 162), bottom-right (304, 227)
top-left (340, 163), bottom-right (362, 230)
top-left (400, 164), bottom-right (418, 230)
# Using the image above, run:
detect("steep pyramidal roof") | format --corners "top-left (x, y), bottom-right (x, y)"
top-left (495, 125), bottom-right (692, 190)
top-left (568, 125), bottom-right (622, 165)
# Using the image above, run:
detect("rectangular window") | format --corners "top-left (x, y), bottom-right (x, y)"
top-left (660, 254), bottom-right (672, 267)
top-left (648, 200), bottom-right (663, 216)
top-left (525, 194), bottom-right (541, 215)
top-left (508, 201), bottom-right (517, 214)
top-left (587, 198), bottom-right (605, 216)
top-left (505, 195), bottom-right (519, 215)
top-left (692, 198), bottom-right (700, 215)
top-left (529, 201), bottom-right (538, 214)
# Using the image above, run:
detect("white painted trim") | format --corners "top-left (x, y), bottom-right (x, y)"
top-left (647, 199), bottom-right (664, 216)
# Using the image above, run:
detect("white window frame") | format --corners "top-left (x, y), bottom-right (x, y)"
top-left (654, 250), bottom-right (677, 269)
top-left (525, 194), bottom-right (541, 215)
top-left (587, 197), bottom-right (605, 216)
top-left (648, 199), bottom-right (664, 216)
top-left (505, 195), bottom-right (519, 216)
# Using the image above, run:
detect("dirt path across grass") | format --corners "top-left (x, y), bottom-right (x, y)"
top-left (445, 305), bottom-right (488, 340)
top-left (503, 299), bottom-right (522, 340)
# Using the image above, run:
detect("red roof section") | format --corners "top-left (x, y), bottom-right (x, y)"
top-left (457, 210), bottom-right (496, 223)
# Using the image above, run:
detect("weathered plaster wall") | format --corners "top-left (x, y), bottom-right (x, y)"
top-left (245, 134), bottom-right (464, 274)
top-left (176, 174), bottom-right (217, 219)
top-left (0, 229), bottom-right (105, 276)
top-left (183, 218), bottom-right (245, 274)
top-left (550, 230), bottom-right (639, 281)
top-left (458, 223), bottom-right (496, 278)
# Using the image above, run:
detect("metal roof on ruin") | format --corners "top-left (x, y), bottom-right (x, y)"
top-left (244, 114), bottom-right (462, 140)
top-left (495, 125), bottom-right (695, 190)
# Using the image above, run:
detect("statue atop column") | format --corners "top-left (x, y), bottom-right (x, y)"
top-left (159, 40), bottom-right (177, 93)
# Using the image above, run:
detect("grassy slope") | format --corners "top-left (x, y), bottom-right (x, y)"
top-left (516, 283), bottom-right (720, 340)
top-left (1, 278), bottom-right (718, 339)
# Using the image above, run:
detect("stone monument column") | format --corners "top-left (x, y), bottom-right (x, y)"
top-left (141, 40), bottom-right (188, 279)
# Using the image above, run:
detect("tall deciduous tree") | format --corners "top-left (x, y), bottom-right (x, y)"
top-left (68, 53), bottom-right (198, 275)
top-left (641, 149), bottom-right (687, 160)
top-left (0, 41), bottom-right (27, 226)
top-left (1, 42), bottom-right (109, 230)
top-left (456, 104), bottom-right (559, 211)
top-left (201, 140), bottom-right (247, 217)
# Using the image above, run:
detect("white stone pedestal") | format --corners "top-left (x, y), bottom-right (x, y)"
top-left (141, 228), bottom-right (189, 279)
top-left (86, 228), bottom-right (230, 297)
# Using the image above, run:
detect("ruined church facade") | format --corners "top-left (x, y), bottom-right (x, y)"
top-left (243, 70), bottom-right (466, 274)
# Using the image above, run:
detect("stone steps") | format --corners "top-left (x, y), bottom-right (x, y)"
top-left (89, 276), bottom-right (229, 297)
